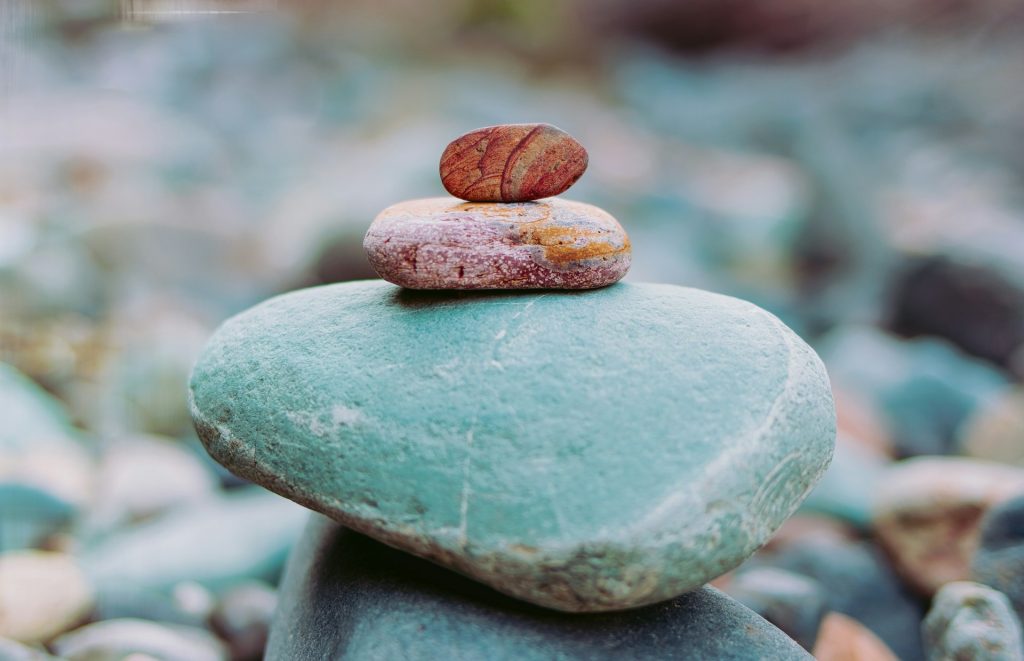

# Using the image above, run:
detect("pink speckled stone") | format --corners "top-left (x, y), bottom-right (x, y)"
top-left (363, 197), bottom-right (631, 290)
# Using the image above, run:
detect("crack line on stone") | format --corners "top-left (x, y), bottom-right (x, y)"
top-left (458, 425), bottom-right (475, 549)
top-left (490, 294), bottom-right (548, 369)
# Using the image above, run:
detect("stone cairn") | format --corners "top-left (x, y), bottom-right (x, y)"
top-left (189, 124), bottom-right (837, 659)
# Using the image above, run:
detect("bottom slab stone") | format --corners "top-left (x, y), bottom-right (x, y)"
top-left (267, 515), bottom-right (811, 660)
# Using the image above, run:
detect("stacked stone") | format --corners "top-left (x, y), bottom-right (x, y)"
top-left (364, 124), bottom-right (631, 291)
top-left (188, 125), bottom-right (838, 659)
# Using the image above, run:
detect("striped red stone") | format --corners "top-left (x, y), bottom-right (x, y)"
top-left (439, 124), bottom-right (588, 203)
top-left (363, 197), bottom-right (630, 290)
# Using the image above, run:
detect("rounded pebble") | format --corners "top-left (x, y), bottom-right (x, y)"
top-left (0, 551), bottom-right (94, 644)
top-left (89, 434), bottom-right (217, 531)
top-left (439, 123), bottom-right (588, 202)
top-left (51, 618), bottom-right (227, 661)
top-left (363, 197), bottom-right (631, 290)
top-left (873, 457), bottom-right (1024, 596)
top-left (922, 581), bottom-right (1024, 661)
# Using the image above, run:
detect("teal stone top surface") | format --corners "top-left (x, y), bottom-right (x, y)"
top-left (190, 280), bottom-right (835, 612)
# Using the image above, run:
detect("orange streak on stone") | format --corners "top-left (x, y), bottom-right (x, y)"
top-left (518, 222), bottom-right (631, 266)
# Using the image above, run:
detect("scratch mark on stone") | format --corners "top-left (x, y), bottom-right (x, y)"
top-left (458, 427), bottom-right (475, 548)
top-left (546, 479), bottom-right (569, 538)
top-left (489, 294), bottom-right (547, 370)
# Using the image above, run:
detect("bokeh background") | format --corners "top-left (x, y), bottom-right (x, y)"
top-left (3, 1), bottom-right (1024, 659)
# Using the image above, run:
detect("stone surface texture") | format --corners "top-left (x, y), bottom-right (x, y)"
top-left (873, 457), bottom-right (1024, 596)
top-left (726, 567), bottom-right (828, 651)
top-left (190, 280), bottom-right (836, 612)
top-left (81, 489), bottom-right (306, 595)
top-left (439, 123), bottom-right (588, 202)
top-left (922, 581), bottom-right (1024, 661)
top-left (266, 516), bottom-right (812, 660)
top-left (363, 197), bottom-right (631, 290)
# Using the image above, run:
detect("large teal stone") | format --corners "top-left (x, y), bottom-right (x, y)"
top-left (190, 280), bottom-right (835, 612)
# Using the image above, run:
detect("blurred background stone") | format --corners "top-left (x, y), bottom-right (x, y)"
top-left (972, 493), bottom-right (1024, 622)
top-left (960, 388), bottom-right (1024, 466)
top-left (4, 1), bottom-right (1024, 656)
top-left (0, 551), bottom-right (94, 645)
top-left (821, 328), bottom-right (1010, 458)
top-left (799, 433), bottom-right (888, 529)
top-left (0, 638), bottom-right (58, 661)
top-left (209, 581), bottom-right (277, 661)
top-left (872, 457), bottom-right (1024, 596)
top-left (922, 581), bottom-right (1024, 661)
top-left (51, 618), bottom-right (227, 661)
top-left (812, 612), bottom-right (899, 661)
top-left (80, 489), bottom-right (307, 596)
top-left (749, 536), bottom-right (926, 660)
top-left (85, 434), bottom-right (218, 536)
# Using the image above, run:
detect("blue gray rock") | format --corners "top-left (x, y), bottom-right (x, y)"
top-left (973, 493), bottom-right (1024, 622)
top-left (725, 567), bottom-right (829, 651)
top-left (0, 483), bottom-right (75, 550)
top-left (873, 457), bottom-right (1024, 596)
top-left (889, 254), bottom-right (1024, 373)
top-left (751, 537), bottom-right (926, 660)
top-left (0, 362), bottom-right (84, 451)
top-left (0, 363), bottom-right (93, 549)
top-left (190, 280), bottom-right (836, 612)
top-left (922, 581), bottom-right (1024, 661)
top-left (820, 326), bottom-right (1008, 457)
top-left (266, 515), bottom-right (812, 660)
top-left (961, 388), bottom-right (1024, 466)
top-left (81, 488), bottom-right (307, 596)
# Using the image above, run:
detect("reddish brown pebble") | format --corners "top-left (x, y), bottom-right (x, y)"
top-left (813, 613), bottom-right (899, 661)
top-left (439, 124), bottom-right (588, 202)
top-left (363, 197), bottom-right (630, 290)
